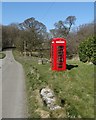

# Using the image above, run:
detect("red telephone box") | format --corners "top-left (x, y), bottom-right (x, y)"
top-left (51, 38), bottom-right (66, 71)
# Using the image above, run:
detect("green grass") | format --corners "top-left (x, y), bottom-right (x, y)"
top-left (0, 52), bottom-right (6, 59)
top-left (13, 50), bottom-right (94, 118)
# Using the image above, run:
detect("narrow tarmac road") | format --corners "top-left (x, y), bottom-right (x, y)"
top-left (0, 58), bottom-right (2, 119)
top-left (2, 50), bottom-right (27, 118)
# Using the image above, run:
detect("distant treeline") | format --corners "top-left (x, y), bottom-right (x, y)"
top-left (0, 16), bottom-right (94, 59)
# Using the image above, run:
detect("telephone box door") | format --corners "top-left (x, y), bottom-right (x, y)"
top-left (57, 45), bottom-right (65, 70)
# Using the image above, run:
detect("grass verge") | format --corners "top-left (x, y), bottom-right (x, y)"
top-left (13, 49), bottom-right (94, 118)
top-left (0, 52), bottom-right (6, 59)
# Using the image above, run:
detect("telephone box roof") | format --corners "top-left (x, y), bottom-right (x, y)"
top-left (52, 38), bottom-right (66, 41)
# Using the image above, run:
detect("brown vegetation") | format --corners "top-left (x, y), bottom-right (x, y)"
top-left (2, 17), bottom-right (94, 59)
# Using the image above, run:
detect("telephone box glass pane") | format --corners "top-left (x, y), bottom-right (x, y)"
top-left (52, 46), bottom-right (54, 68)
top-left (57, 46), bottom-right (64, 68)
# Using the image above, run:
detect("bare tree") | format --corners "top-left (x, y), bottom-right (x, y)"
top-left (50, 16), bottom-right (76, 38)
top-left (19, 17), bottom-right (47, 36)
top-left (65, 16), bottom-right (76, 36)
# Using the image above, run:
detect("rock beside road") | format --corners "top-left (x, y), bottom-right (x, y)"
top-left (40, 87), bottom-right (61, 110)
top-left (38, 58), bottom-right (49, 65)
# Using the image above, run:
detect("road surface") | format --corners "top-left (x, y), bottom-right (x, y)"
top-left (2, 50), bottom-right (27, 118)
top-left (0, 57), bottom-right (2, 119)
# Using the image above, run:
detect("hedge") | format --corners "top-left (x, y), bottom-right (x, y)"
top-left (78, 36), bottom-right (96, 65)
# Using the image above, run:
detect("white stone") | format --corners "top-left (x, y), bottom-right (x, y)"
top-left (38, 59), bottom-right (43, 64)
top-left (46, 98), bottom-right (55, 104)
top-left (89, 62), bottom-right (93, 65)
top-left (40, 88), bottom-right (61, 111)
top-left (46, 92), bottom-right (54, 98)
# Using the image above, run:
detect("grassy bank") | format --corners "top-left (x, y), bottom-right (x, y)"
top-left (0, 52), bottom-right (6, 59)
top-left (13, 50), bottom-right (94, 118)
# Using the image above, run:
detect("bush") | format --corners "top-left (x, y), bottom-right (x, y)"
top-left (91, 50), bottom-right (96, 65)
top-left (78, 36), bottom-right (96, 64)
